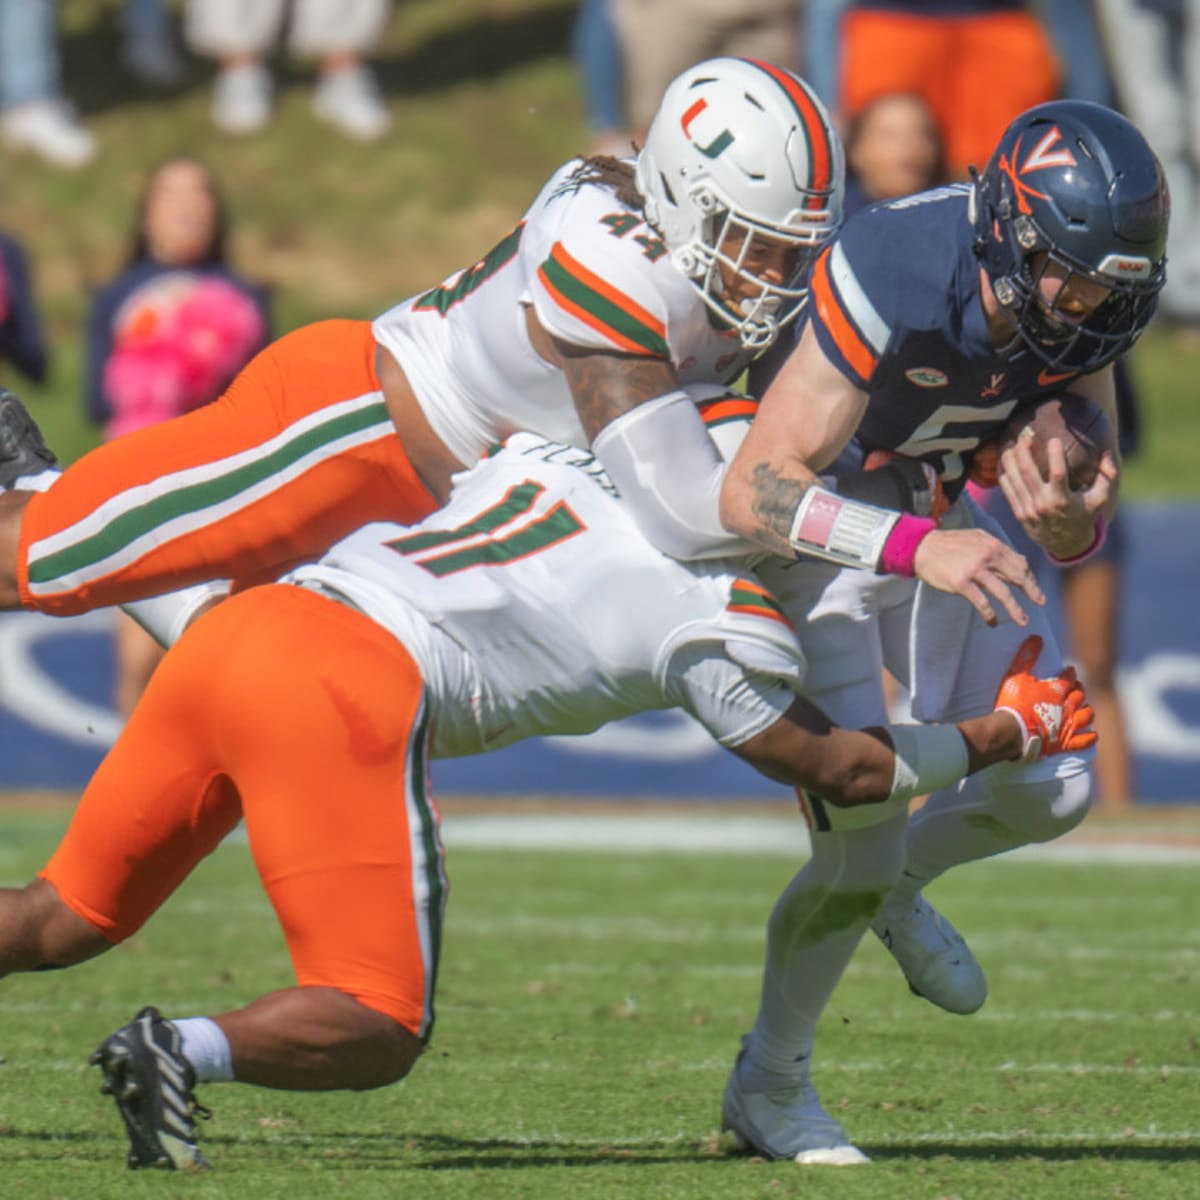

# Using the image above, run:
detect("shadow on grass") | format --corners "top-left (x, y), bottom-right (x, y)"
top-left (59, 4), bottom-right (577, 119)
top-left (864, 1141), bottom-right (1200, 1163)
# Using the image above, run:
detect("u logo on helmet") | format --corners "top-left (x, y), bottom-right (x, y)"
top-left (679, 97), bottom-right (734, 160)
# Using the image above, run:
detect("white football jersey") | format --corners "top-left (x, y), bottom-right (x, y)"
top-left (287, 435), bottom-right (804, 760)
top-left (372, 159), bottom-right (756, 467)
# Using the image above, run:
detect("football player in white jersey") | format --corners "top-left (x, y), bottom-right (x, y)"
top-left (0, 55), bottom-right (858, 617)
top-left (0, 434), bottom-right (1091, 1172)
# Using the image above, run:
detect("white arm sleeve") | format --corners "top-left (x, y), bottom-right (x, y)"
top-left (591, 391), bottom-right (758, 561)
top-left (121, 581), bottom-right (230, 648)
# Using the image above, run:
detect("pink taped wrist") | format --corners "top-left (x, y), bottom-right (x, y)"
top-left (1048, 515), bottom-right (1107, 566)
top-left (877, 513), bottom-right (937, 576)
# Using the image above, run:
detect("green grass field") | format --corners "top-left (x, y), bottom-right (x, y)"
top-left (0, 807), bottom-right (1197, 1198)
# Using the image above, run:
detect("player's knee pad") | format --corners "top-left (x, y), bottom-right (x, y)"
top-left (982, 752), bottom-right (1094, 845)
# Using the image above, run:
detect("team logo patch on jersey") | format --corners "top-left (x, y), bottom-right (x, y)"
top-left (905, 367), bottom-right (949, 388)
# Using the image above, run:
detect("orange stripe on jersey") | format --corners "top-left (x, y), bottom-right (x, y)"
top-left (743, 58), bottom-right (833, 209)
top-left (698, 397), bottom-right (759, 427)
top-left (537, 263), bottom-right (648, 355)
top-left (728, 579), bottom-right (795, 629)
top-left (538, 242), bottom-right (668, 357)
top-left (810, 248), bottom-right (878, 383)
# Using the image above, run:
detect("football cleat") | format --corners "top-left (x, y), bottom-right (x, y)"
top-left (721, 1038), bottom-right (869, 1165)
top-left (872, 894), bottom-right (987, 1015)
top-left (90, 1006), bottom-right (212, 1171)
top-left (0, 389), bottom-right (57, 489)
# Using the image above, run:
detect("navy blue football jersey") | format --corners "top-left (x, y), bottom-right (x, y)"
top-left (756, 184), bottom-right (1096, 499)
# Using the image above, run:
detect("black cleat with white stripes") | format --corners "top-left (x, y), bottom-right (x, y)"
top-left (90, 1006), bottom-right (212, 1170)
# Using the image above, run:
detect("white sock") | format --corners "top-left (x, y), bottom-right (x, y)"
top-left (174, 1016), bottom-right (235, 1083)
top-left (746, 813), bottom-right (908, 1082)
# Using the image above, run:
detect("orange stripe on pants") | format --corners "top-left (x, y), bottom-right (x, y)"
top-left (19, 320), bottom-right (437, 615)
top-left (39, 584), bottom-right (444, 1035)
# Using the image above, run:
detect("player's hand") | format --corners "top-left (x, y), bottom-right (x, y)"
top-left (993, 635), bottom-right (1097, 762)
top-left (998, 436), bottom-right (1117, 559)
top-left (912, 528), bottom-right (1045, 627)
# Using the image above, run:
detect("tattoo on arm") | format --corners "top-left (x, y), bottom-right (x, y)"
top-left (557, 343), bottom-right (678, 442)
top-left (749, 463), bottom-right (815, 557)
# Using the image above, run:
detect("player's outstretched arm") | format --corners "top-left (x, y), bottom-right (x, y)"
top-left (732, 636), bottom-right (1094, 809)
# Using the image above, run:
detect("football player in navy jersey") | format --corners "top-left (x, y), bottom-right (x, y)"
top-left (715, 100), bottom-right (1169, 1163)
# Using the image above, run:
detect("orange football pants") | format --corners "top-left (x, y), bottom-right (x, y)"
top-left (19, 320), bottom-right (437, 616)
top-left (39, 584), bottom-right (446, 1037)
top-left (839, 9), bottom-right (1060, 177)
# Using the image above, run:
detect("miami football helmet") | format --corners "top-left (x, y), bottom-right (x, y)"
top-left (972, 100), bottom-right (1169, 371)
top-left (635, 57), bottom-right (844, 350)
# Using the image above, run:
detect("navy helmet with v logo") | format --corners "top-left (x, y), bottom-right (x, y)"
top-left (971, 100), bottom-right (1169, 371)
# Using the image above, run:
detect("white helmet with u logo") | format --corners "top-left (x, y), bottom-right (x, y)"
top-left (635, 57), bottom-right (844, 350)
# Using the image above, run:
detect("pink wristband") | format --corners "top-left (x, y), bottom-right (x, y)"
top-left (1048, 515), bottom-right (1107, 566)
top-left (877, 513), bottom-right (937, 576)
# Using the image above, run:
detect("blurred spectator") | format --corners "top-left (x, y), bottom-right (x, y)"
top-left (86, 157), bottom-right (270, 715)
top-left (970, 364), bottom-right (1143, 812)
top-left (843, 91), bottom-right (945, 214)
top-left (185, 0), bottom-right (392, 140)
top-left (610, 0), bottom-right (800, 141)
top-left (1094, 0), bottom-right (1200, 327)
top-left (0, 0), bottom-right (96, 169)
top-left (123, 0), bottom-right (187, 88)
top-left (1033, 0), bottom-right (1114, 105)
top-left (838, 1), bottom-right (1059, 178)
top-left (573, 0), bottom-right (632, 156)
top-left (0, 229), bottom-right (48, 387)
top-left (802, 0), bottom-right (852, 111)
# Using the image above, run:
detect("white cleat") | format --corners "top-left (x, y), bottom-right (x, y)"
top-left (872, 894), bottom-right (987, 1014)
top-left (721, 1042), bottom-right (869, 1166)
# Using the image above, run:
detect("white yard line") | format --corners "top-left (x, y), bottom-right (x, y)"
top-left (438, 811), bottom-right (1200, 863)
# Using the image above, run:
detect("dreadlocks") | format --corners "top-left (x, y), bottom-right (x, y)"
top-left (563, 155), bottom-right (643, 212)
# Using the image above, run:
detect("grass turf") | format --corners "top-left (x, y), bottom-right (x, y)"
top-left (0, 807), bottom-right (1196, 1197)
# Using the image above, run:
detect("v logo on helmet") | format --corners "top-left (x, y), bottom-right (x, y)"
top-left (680, 97), bottom-right (734, 159)
top-left (1020, 127), bottom-right (1077, 173)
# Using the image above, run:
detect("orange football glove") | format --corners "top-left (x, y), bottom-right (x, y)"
top-left (993, 635), bottom-right (1098, 762)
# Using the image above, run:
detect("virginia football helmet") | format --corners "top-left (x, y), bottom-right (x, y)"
top-left (972, 100), bottom-right (1169, 371)
top-left (635, 57), bottom-right (844, 351)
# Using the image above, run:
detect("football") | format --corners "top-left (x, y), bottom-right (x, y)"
top-left (1001, 393), bottom-right (1115, 491)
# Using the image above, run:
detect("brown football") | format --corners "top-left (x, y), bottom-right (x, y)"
top-left (1001, 394), bottom-right (1115, 491)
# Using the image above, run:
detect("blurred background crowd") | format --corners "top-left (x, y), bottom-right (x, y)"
top-left (0, 0), bottom-right (1197, 809)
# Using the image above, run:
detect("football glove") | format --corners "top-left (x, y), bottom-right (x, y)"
top-left (993, 635), bottom-right (1098, 762)
top-left (839, 449), bottom-right (948, 521)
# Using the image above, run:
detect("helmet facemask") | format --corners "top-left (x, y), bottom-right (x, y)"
top-left (987, 208), bottom-right (1165, 371)
top-left (685, 187), bottom-right (833, 350)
